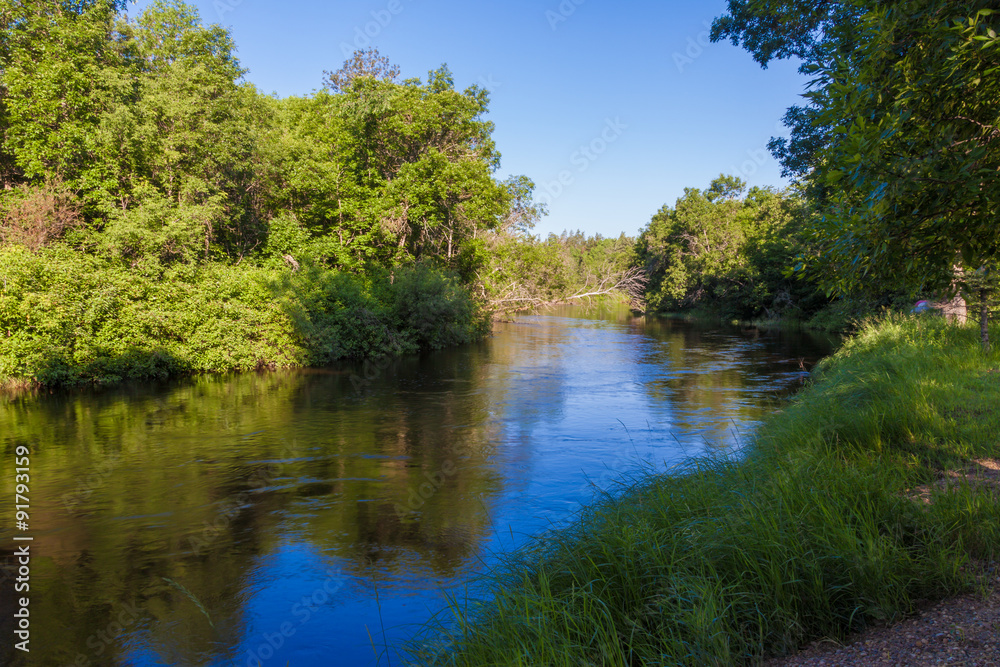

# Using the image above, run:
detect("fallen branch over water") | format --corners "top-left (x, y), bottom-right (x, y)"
top-left (489, 265), bottom-right (648, 312)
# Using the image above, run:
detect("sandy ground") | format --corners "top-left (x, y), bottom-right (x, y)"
top-left (765, 583), bottom-right (1000, 666)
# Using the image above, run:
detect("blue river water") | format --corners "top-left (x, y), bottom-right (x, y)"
top-left (0, 305), bottom-right (837, 666)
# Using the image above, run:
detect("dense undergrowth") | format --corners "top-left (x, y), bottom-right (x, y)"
top-left (0, 245), bottom-right (485, 390)
top-left (407, 315), bottom-right (1000, 666)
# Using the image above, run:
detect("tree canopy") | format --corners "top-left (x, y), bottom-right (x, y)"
top-left (0, 1), bottom-right (537, 277)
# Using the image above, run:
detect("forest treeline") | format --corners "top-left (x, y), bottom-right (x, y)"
top-left (2, 0), bottom-right (997, 388)
top-left (636, 176), bottom-right (829, 324)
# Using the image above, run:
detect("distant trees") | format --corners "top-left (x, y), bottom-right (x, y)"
top-left (636, 175), bottom-right (826, 320)
top-left (469, 231), bottom-right (644, 312)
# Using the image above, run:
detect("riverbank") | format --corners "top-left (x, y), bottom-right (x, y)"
top-left (653, 298), bottom-right (881, 334)
top-left (0, 245), bottom-right (487, 393)
top-left (407, 315), bottom-right (1000, 666)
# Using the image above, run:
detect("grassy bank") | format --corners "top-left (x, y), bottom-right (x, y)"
top-left (408, 315), bottom-right (1000, 666)
top-left (0, 245), bottom-right (487, 390)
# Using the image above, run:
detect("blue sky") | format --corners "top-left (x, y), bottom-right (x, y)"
top-left (127, 0), bottom-right (808, 238)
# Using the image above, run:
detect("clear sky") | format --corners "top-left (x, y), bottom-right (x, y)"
top-left (126, 0), bottom-right (808, 238)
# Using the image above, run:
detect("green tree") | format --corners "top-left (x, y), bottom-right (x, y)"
top-left (806, 2), bottom-right (1000, 343)
top-left (716, 0), bottom-right (1000, 344)
top-left (637, 176), bottom-right (822, 319)
top-left (90, 1), bottom-right (280, 264)
top-left (0, 0), bottom-right (133, 194)
top-left (281, 59), bottom-right (516, 270)
top-left (638, 176), bottom-right (748, 312)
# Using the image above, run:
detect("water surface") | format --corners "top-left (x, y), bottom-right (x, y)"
top-left (0, 306), bottom-right (837, 666)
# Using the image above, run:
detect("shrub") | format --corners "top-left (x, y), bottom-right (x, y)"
top-left (0, 246), bottom-right (485, 388)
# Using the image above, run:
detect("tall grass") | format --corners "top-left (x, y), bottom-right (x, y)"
top-left (407, 315), bottom-right (1000, 666)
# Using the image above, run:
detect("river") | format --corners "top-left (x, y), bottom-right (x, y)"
top-left (0, 305), bottom-right (837, 666)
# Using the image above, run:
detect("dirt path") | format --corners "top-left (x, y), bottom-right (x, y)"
top-left (765, 582), bottom-right (1000, 666)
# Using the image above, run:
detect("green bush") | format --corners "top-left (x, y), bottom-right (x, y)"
top-left (0, 246), bottom-right (485, 388)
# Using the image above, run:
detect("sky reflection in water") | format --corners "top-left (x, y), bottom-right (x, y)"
top-left (0, 306), bottom-right (838, 666)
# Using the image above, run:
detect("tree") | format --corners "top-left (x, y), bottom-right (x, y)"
top-left (120, 0), bottom-right (264, 259)
top-left (0, 0), bottom-right (134, 194)
top-left (715, 0), bottom-right (1000, 345)
top-left (808, 2), bottom-right (1000, 343)
top-left (285, 61), bottom-right (515, 269)
top-left (323, 47), bottom-right (400, 93)
top-left (639, 176), bottom-right (747, 312)
top-left (705, 173), bottom-right (747, 202)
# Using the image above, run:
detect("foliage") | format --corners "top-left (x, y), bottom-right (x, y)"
top-left (0, 1), bottom-right (537, 386)
top-left (0, 245), bottom-right (484, 388)
top-left (408, 315), bottom-right (1000, 665)
top-left (636, 175), bottom-right (827, 320)
top-left (715, 0), bottom-right (1000, 342)
top-left (0, 0), bottom-right (531, 270)
top-left (1, 0), bottom-right (132, 190)
top-left (270, 61), bottom-right (517, 271)
top-left (799, 2), bottom-right (1000, 299)
top-left (0, 180), bottom-right (82, 250)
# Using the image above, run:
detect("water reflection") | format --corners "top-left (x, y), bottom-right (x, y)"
top-left (0, 305), bottom-right (837, 666)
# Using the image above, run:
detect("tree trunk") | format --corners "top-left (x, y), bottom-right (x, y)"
top-left (981, 287), bottom-right (990, 351)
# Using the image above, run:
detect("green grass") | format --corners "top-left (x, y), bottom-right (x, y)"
top-left (406, 314), bottom-right (1000, 666)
